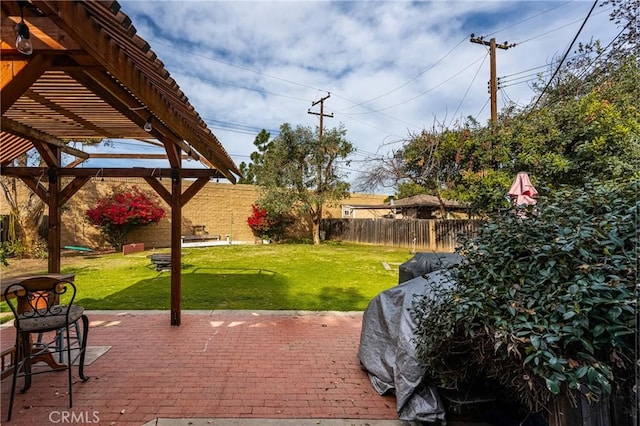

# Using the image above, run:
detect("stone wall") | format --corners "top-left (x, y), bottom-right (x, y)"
top-left (2, 177), bottom-right (387, 249)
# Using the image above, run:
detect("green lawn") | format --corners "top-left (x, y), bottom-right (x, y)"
top-left (3, 242), bottom-right (415, 312)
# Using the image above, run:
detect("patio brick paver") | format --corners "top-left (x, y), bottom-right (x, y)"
top-left (0, 310), bottom-right (398, 426)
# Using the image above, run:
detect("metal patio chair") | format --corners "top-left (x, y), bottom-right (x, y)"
top-left (3, 277), bottom-right (89, 421)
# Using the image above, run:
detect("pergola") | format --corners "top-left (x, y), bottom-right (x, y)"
top-left (0, 1), bottom-right (241, 325)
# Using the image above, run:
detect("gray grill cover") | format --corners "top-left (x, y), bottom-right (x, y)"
top-left (398, 252), bottom-right (462, 284)
top-left (358, 270), bottom-right (455, 422)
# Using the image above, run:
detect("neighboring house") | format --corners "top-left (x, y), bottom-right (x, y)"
top-left (342, 194), bottom-right (469, 220)
top-left (340, 203), bottom-right (394, 219)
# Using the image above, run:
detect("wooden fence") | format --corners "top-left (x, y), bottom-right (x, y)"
top-left (320, 218), bottom-right (482, 252)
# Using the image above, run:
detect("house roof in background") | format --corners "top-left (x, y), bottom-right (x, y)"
top-left (392, 194), bottom-right (466, 209)
top-left (1, 0), bottom-right (240, 181)
top-left (345, 194), bottom-right (467, 210)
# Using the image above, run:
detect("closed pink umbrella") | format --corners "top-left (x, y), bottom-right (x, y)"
top-left (508, 172), bottom-right (538, 206)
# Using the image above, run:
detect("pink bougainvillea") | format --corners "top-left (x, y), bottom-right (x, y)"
top-left (247, 204), bottom-right (284, 241)
top-left (247, 204), bottom-right (271, 236)
top-left (86, 185), bottom-right (165, 250)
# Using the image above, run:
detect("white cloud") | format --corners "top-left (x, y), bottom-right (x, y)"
top-left (112, 0), bottom-right (620, 184)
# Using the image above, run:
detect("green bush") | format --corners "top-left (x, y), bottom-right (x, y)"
top-left (0, 238), bottom-right (48, 263)
top-left (0, 242), bottom-right (9, 266)
top-left (412, 178), bottom-right (637, 413)
top-left (33, 238), bottom-right (48, 259)
top-left (0, 239), bottom-right (27, 260)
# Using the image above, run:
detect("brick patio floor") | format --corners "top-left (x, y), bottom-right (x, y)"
top-left (1, 311), bottom-right (400, 426)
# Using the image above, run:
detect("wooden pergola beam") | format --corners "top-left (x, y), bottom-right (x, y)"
top-left (31, 140), bottom-right (59, 167)
top-left (60, 176), bottom-right (91, 205)
top-left (143, 177), bottom-right (172, 205)
top-left (19, 175), bottom-right (48, 202)
top-left (88, 153), bottom-right (201, 161)
top-left (1, 117), bottom-right (89, 159)
top-left (180, 177), bottom-right (210, 207)
top-left (0, 167), bottom-right (225, 179)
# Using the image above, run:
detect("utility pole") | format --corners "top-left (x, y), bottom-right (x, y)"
top-left (470, 34), bottom-right (515, 127)
top-left (308, 92), bottom-right (334, 143)
top-left (307, 92), bottom-right (334, 245)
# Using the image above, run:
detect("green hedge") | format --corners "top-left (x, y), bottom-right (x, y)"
top-left (412, 178), bottom-right (637, 413)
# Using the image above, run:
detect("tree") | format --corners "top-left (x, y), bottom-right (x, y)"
top-left (86, 185), bottom-right (165, 251)
top-left (254, 123), bottom-right (354, 245)
top-left (0, 152), bottom-right (47, 258)
top-left (0, 176), bottom-right (45, 258)
top-left (238, 129), bottom-right (272, 184)
top-left (356, 121), bottom-right (486, 214)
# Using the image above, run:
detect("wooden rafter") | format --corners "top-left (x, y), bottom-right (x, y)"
top-left (1, 55), bottom-right (52, 114)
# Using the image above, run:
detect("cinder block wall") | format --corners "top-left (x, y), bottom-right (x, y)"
top-left (8, 178), bottom-right (387, 249)
top-left (59, 180), bottom-right (263, 249)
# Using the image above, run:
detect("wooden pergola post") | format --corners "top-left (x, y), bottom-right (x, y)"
top-left (170, 169), bottom-right (182, 326)
top-left (47, 166), bottom-right (61, 274)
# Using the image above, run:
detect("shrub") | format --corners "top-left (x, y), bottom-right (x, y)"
top-left (86, 185), bottom-right (165, 251)
top-left (247, 203), bottom-right (287, 241)
top-left (0, 239), bottom-right (28, 260)
top-left (0, 242), bottom-right (11, 266)
top-left (412, 178), bottom-right (637, 413)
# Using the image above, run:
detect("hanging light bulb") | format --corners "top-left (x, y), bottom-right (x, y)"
top-left (15, 2), bottom-right (33, 55)
top-left (16, 22), bottom-right (32, 55)
top-left (144, 115), bottom-right (153, 132)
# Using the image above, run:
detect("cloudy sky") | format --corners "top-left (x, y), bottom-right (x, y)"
top-left (85, 0), bottom-right (621, 188)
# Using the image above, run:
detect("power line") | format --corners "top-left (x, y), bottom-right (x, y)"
top-left (168, 69), bottom-right (311, 104)
top-left (332, 112), bottom-right (408, 140)
top-left (529, 0), bottom-right (599, 113)
top-left (485, 1), bottom-right (573, 38)
top-left (344, 53), bottom-right (488, 116)
top-left (203, 117), bottom-right (279, 135)
top-left (573, 20), bottom-right (631, 81)
top-left (449, 52), bottom-right (489, 127)
top-left (499, 71), bottom-right (550, 87)
top-left (337, 1), bottom-right (598, 117)
top-left (516, 4), bottom-right (611, 46)
top-left (500, 61), bottom-right (559, 79)
top-left (140, 2), bottom-right (614, 165)
top-left (500, 78), bottom-right (543, 90)
top-left (148, 38), bottom-right (324, 94)
top-left (148, 37), bottom-right (421, 138)
top-left (337, 35), bottom-right (469, 112)
top-left (151, 35), bottom-right (426, 133)
top-left (475, 98), bottom-right (490, 118)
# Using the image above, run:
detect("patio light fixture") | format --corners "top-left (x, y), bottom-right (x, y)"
top-left (15, 1), bottom-right (33, 55)
top-left (144, 115), bottom-right (153, 132)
